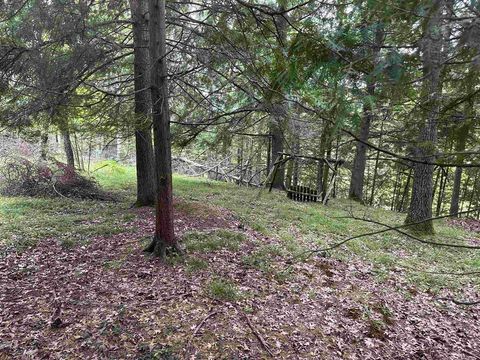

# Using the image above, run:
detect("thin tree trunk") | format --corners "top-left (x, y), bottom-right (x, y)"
top-left (398, 168), bottom-right (412, 212)
top-left (266, 134), bottom-right (272, 181)
top-left (62, 129), bottom-right (75, 168)
top-left (436, 168), bottom-right (448, 216)
top-left (73, 132), bottom-right (84, 170)
top-left (292, 141), bottom-right (300, 188)
top-left (450, 91), bottom-right (473, 216)
top-left (270, 110), bottom-right (285, 189)
top-left (432, 166), bottom-right (440, 201)
top-left (349, 26), bottom-right (383, 202)
top-left (460, 172), bottom-right (471, 215)
top-left (369, 118), bottom-right (384, 205)
top-left (130, 0), bottom-right (156, 206)
top-left (40, 132), bottom-right (48, 160)
top-left (391, 167), bottom-right (400, 211)
top-left (145, 0), bottom-right (177, 257)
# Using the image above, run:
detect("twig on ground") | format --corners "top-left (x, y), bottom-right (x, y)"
top-left (300, 207), bottom-right (480, 261)
top-left (349, 216), bottom-right (480, 250)
top-left (438, 297), bottom-right (480, 306)
top-left (185, 310), bottom-right (218, 357)
top-left (243, 313), bottom-right (274, 357)
top-left (52, 182), bottom-right (69, 199)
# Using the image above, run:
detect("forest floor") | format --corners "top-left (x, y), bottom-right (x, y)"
top-left (1, 164), bottom-right (480, 359)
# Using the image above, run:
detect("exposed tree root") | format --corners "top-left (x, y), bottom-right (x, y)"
top-left (144, 235), bottom-right (183, 259)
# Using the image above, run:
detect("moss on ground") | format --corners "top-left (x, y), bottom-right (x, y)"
top-left (1, 163), bottom-right (478, 292)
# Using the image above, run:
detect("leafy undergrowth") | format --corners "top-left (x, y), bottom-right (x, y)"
top-left (1, 169), bottom-right (480, 359)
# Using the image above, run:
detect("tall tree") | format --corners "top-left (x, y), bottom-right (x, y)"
top-left (130, 0), bottom-right (156, 206)
top-left (349, 24), bottom-right (384, 202)
top-left (145, 0), bottom-right (178, 257)
top-left (269, 6), bottom-right (289, 189)
top-left (405, 0), bottom-right (445, 233)
top-left (449, 72), bottom-right (475, 216)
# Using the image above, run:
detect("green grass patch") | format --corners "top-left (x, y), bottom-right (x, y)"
top-left (186, 257), bottom-right (209, 272)
top-left (206, 278), bottom-right (239, 301)
top-left (0, 192), bottom-right (134, 252)
top-left (92, 160), bottom-right (136, 191)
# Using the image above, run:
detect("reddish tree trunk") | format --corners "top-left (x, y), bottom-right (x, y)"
top-left (145, 0), bottom-right (178, 257)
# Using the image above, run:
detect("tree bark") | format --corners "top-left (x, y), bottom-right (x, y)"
top-left (369, 118), bottom-right (384, 205)
top-left (405, 0), bottom-right (444, 234)
top-left (145, 0), bottom-right (177, 257)
top-left (450, 79), bottom-right (473, 216)
top-left (269, 8), bottom-right (288, 190)
top-left (130, 0), bottom-right (156, 206)
top-left (349, 25), bottom-right (383, 202)
top-left (62, 129), bottom-right (75, 168)
top-left (40, 132), bottom-right (48, 160)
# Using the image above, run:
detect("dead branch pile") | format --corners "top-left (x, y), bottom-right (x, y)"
top-left (0, 156), bottom-right (114, 201)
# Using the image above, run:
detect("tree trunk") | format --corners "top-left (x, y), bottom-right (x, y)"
top-left (269, 8), bottom-right (288, 190)
top-left (145, 0), bottom-right (177, 258)
top-left (435, 168), bottom-right (449, 216)
top-left (292, 141), bottom-right (300, 187)
top-left (450, 79), bottom-right (473, 216)
top-left (369, 118), bottom-right (384, 205)
top-left (62, 129), bottom-right (75, 168)
top-left (40, 132), bottom-right (48, 160)
top-left (460, 172), bottom-right (471, 215)
top-left (405, 0), bottom-right (444, 234)
top-left (130, 0), bottom-right (156, 206)
top-left (349, 26), bottom-right (383, 202)
top-left (398, 168), bottom-right (412, 212)
top-left (270, 108), bottom-right (285, 190)
top-left (391, 166), bottom-right (401, 210)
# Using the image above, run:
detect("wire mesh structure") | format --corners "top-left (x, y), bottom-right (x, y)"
top-left (266, 152), bottom-right (344, 205)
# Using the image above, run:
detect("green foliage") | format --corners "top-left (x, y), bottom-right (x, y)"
top-left (93, 161), bottom-right (136, 191)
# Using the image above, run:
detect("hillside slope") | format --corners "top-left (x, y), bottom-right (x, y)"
top-left (0, 168), bottom-right (479, 359)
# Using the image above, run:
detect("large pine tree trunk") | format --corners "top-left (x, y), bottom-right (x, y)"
top-left (405, 0), bottom-right (444, 233)
top-left (349, 26), bottom-right (383, 202)
top-left (62, 129), bottom-right (75, 168)
top-left (145, 0), bottom-right (177, 257)
top-left (130, 0), bottom-right (155, 206)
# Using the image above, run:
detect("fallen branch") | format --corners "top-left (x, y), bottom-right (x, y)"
top-left (243, 313), bottom-right (274, 357)
top-left (185, 310), bottom-right (218, 356)
top-left (438, 297), bottom-right (480, 306)
top-left (349, 216), bottom-right (480, 250)
top-left (302, 207), bottom-right (480, 259)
